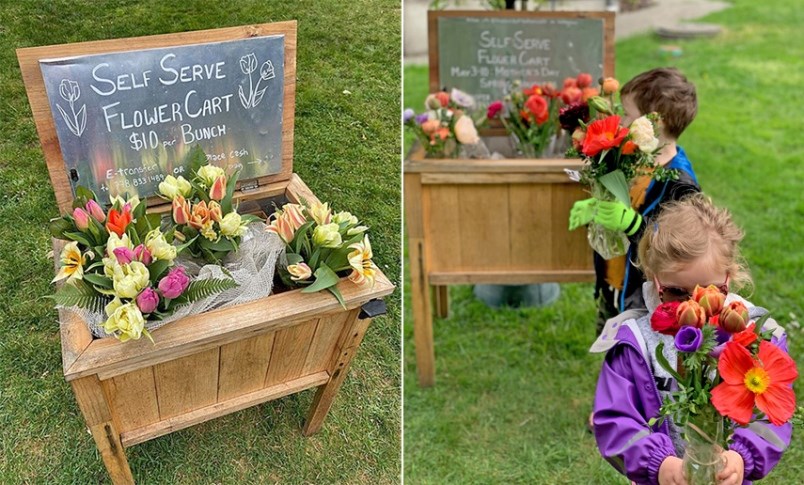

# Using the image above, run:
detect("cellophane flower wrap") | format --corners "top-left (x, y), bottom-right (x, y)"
top-left (267, 200), bottom-right (378, 308)
top-left (564, 79), bottom-right (677, 258)
top-left (158, 146), bottom-right (286, 311)
top-left (404, 88), bottom-right (487, 159)
top-left (49, 188), bottom-right (237, 342)
top-left (648, 286), bottom-right (798, 484)
top-left (487, 72), bottom-right (599, 158)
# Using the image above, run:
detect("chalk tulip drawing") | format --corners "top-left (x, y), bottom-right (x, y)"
top-left (238, 52), bottom-right (276, 109)
top-left (57, 79), bottom-right (87, 137)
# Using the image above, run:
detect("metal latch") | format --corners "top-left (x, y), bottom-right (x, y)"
top-left (240, 180), bottom-right (259, 192)
top-left (358, 299), bottom-right (387, 319)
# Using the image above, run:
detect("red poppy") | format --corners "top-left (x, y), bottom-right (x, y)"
top-left (731, 322), bottom-right (758, 347)
top-left (711, 341), bottom-right (798, 426)
top-left (106, 206), bottom-right (132, 237)
top-left (581, 115), bottom-right (629, 157)
top-left (650, 301), bottom-right (682, 335)
top-left (621, 140), bottom-right (637, 155)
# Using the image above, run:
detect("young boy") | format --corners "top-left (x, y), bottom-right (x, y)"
top-left (570, 67), bottom-right (701, 333)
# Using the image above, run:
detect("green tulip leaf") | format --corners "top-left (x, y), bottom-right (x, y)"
top-left (599, 169), bottom-right (631, 206)
top-left (301, 263), bottom-right (341, 294)
top-left (286, 252), bottom-right (304, 265)
top-left (147, 259), bottom-right (172, 280)
top-left (82, 273), bottom-right (113, 289)
top-left (64, 231), bottom-right (93, 248)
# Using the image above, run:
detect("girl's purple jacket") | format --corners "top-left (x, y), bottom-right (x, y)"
top-left (593, 305), bottom-right (792, 485)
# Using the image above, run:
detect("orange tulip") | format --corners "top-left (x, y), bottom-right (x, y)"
top-left (209, 175), bottom-right (227, 201)
top-left (692, 284), bottom-right (726, 318)
top-left (188, 201), bottom-right (211, 230)
top-left (719, 301), bottom-right (750, 333)
top-left (676, 299), bottom-right (706, 328)
top-left (172, 195), bottom-right (190, 225)
top-left (106, 206), bottom-right (132, 237)
top-left (208, 200), bottom-right (223, 223)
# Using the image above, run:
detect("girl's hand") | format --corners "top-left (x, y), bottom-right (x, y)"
top-left (658, 456), bottom-right (688, 485)
top-left (717, 450), bottom-right (744, 485)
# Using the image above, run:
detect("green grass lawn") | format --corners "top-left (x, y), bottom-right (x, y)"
top-left (403, 0), bottom-right (804, 482)
top-left (0, 1), bottom-right (400, 483)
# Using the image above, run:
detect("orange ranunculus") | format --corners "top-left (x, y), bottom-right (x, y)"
top-left (581, 115), bottom-right (629, 157)
top-left (576, 72), bottom-right (593, 88)
top-left (581, 87), bottom-right (600, 102)
top-left (560, 86), bottom-right (582, 105)
top-left (188, 200), bottom-right (211, 230)
top-left (602, 77), bottom-right (620, 95)
top-left (524, 95), bottom-right (549, 125)
top-left (106, 206), bottom-right (132, 237)
top-left (431, 127), bottom-right (450, 143)
top-left (711, 341), bottom-right (798, 426)
top-left (541, 82), bottom-right (558, 98)
top-left (621, 140), bottom-right (637, 155)
top-left (562, 77), bottom-right (578, 89)
top-left (421, 119), bottom-right (440, 135)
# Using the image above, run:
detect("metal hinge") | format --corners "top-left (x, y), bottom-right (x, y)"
top-left (240, 180), bottom-right (259, 192)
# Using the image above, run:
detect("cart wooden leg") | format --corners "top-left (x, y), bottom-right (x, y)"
top-left (410, 238), bottom-right (435, 387)
top-left (71, 376), bottom-right (134, 485)
top-left (434, 285), bottom-right (449, 319)
top-left (302, 312), bottom-right (372, 436)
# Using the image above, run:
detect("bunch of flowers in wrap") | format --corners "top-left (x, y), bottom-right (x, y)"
top-left (403, 88), bottom-right (482, 158)
top-left (159, 146), bottom-right (261, 263)
top-left (487, 73), bottom-right (599, 157)
top-left (267, 200), bottom-right (377, 307)
top-left (49, 187), bottom-right (237, 342)
top-left (648, 286), bottom-right (797, 483)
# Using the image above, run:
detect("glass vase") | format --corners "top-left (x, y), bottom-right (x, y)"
top-left (586, 184), bottom-right (630, 259)
top-left (682, 415), bottom-right (726, 485)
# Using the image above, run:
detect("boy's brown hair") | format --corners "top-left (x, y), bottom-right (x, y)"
top-left (620, 67), bottom-right (697, 140)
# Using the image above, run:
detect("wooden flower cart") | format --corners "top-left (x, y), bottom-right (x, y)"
top-left (19, 22), bottom-right (393, 484)
top-left (405, 10), bottom-right (615, 386)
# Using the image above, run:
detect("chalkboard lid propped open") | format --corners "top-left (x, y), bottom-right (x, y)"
top-left (427, 10), bottom-right (615, 136)
top-left (17, 21), bottom-right (297, 214)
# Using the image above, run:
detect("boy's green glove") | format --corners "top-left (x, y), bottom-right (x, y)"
top-left (594, 200), bottom-right (643, 236)
top-left (568, 198), bottom-right (598, 231)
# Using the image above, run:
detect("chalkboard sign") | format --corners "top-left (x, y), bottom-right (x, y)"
top-left (39, 35), bottom-right (285, 203)
top-left (429, 11), bottom-right (614, 107)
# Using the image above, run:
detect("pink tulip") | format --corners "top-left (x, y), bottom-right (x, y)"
top-left (113, 247), bottom-right (136, 265)
top-left (136, 287), bottom-right (160, 314)
top-left (133, 244), bottom-right (152, 265)
top-left (158, 266), bottom-right (190, 299)
top-left (85, 199), bottom-right (106, 223)
top-left (73, 207), bottom-right (90, 230)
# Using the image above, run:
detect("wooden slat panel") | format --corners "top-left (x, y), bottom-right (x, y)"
top-left (425, 185), bottom-right (461, 272)
top-left (552, 183), bottom-right (592, 270)
top-left (264, 319), bottom-right (318, 387)
top-left (66, 269), bottom-right (394, 382)
top-left (458, 185), bottom-right (510, 270)
top-left (102, 367), bottom-right (160, 433)
top-left (122, 372), bottom-right (329, 448)
top-left (302, 313), bottom-right (350, 375)
top-left (422, 173), bottom-right (572, 184)
top-left (429, 270), bottom-right (594, 285)
top-left (154, 348), bottom-right (220, 420)
top-left (509, 184), bottom-right (553, 268)
top-left (405, 151), bottom-right (585, 173)
top-left (217, 332), bottom-right (276, 402)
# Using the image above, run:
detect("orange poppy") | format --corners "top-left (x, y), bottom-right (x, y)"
top-left (106, 206), bottom-right (132, 237)
top-left (711, 341), bottom-right (797, 426)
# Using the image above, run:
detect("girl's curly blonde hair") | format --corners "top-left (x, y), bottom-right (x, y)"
top-left (637, 193), bottom-right (752, 292)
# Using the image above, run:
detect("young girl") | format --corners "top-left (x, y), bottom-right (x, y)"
top-left (591, 194), bottom-right (791, 485)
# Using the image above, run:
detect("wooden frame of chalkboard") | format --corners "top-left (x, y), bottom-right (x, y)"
top-left (18, 22), bottom-right (298, 214)
top-left (428, 10), bottom-right (615, 134)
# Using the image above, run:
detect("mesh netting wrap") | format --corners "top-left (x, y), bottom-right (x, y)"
top-left (59, 222), bottom-right (284, 339)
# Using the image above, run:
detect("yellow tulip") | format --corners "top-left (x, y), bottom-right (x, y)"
top-left (313, 223), bottom-right (342, 248)
top-left (347, 235), bottom-right (377, 287)
top-left (309, 201), bottom-right (332, 225)
top-left (103, 302), bottom-right (148, 342)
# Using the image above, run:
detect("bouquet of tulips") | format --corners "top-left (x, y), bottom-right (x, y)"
top-left (267, 200), bottom-right (376, 307)
top-left (50, 188), bottom-right (236, 342)
top-left (648, 286), bottom-right (797, 483)
top-left (403, 88), bottom-right (483, 158)
top-left (159, 147), bottom-right (261, 264)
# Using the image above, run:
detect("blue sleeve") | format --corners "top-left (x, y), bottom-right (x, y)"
top-left (594, 344), bottom-right (676, 484)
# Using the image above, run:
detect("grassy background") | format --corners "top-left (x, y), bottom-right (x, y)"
top-left (403, 0), bottom-right (804, 482)
top-left (0, 1), bottom-right (400, 483)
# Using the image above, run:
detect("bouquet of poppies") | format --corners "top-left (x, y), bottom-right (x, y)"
top-left (649, 286), bottom-right (797, 483)
top-left (159, 146), bottom-right (262, 264)
top-left (403, 88), bottom-right (482, 158)
top-left (267, 200), bottom-right (376, 307)
top-left (50, 188), bottom-right (237, 342)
